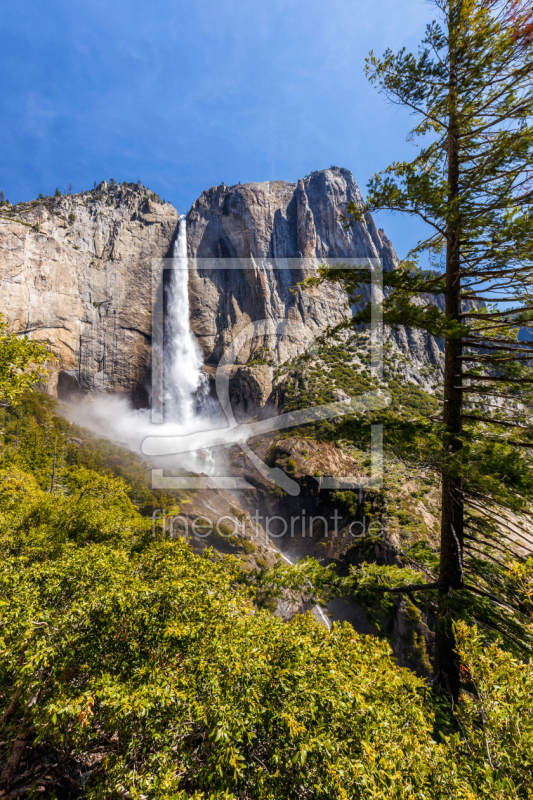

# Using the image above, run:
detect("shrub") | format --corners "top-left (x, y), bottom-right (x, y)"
top-left (332, 490), bottom-right (359, 517)
top-left (0, 317), bottom-right (52, 406)
top-left (3, 496), bottom-right (520, 799)
top-left (0, 398), bottom-right (532, 797)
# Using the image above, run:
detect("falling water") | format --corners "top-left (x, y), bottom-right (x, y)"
top-left (165, 215), bottom-right (207, 423)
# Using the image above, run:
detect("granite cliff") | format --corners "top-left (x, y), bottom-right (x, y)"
top-left (0, 168), bottom-right (441, 406)
top-left (0, 171), bottom-right (448, 673)
top-left (186, 168), bottom-right (398, 363)
top-left (0, 181), bottom-right (177, 403)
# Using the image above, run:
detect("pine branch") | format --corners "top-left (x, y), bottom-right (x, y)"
top-left (483, 437), bottom-right (533, 449)
top-left (460, 295), bottom-right (526, 301)
top-left (461, 374), bottom-right (533, 384)
top-left (458, 355), bottom-right (533, 362)
top-left (463, 583), bottom-right (524, 614)
top-left (461, 339), bottom-right (533, 351)
top-left (461, 340), bottom-right (533, 352)
top-left (460, 304), bottom-right (533, 319)
top-left (373, 582), bottom-right (440, 594)
top-left (462, 414), bottom-right (530, 429)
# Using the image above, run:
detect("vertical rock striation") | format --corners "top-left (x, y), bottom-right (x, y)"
top-left (0, 167), bottom-right (443, 405)
top-left (186, 167), bottom-right (399, 368)
top-left (0, 182), bottom-right (178, 402)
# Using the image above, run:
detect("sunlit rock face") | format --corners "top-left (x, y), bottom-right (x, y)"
top-left (0, 181), bottom-right (178, 404)
top-left (186, 167), bottom-right (400, 369)
top-left (0, 168), bottom-right (442, 406)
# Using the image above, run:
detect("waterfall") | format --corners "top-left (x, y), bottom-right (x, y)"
top-left (165, 215), bottom-right (207, 423)
top-left (63, 214), bottom-right (218, 478)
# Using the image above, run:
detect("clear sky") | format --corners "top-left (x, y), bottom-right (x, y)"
top-left (1, 0), bottom-right (437, 257)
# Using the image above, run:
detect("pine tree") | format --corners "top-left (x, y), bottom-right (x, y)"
top-left (321, 0), bottom-right (533, 699)
top-left (54, 187), bottom-right (61, 197)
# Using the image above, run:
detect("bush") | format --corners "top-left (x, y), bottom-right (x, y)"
top-left (0, 396), bottom-right (532, 797)
top-left (332, 490), bottom-right (359, 517)
top-left (4, 487), bottom-right (530, 799)
top-left (0, 316), bottom-right (52, 406)
top-left (450, 621), bottom-right (533, 795)
top-left (0, 496), bottom-right (461, 799)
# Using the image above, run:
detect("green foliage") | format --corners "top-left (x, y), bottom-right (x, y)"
top-left (0, 464), bottom-right (151, 554)
top-left (332, 490), bottom-right (359, 517)
top-left (0, 366), bottom-right (532, 796)
top-left (285, 457), bottom-right (297, 475)
top-left (451, 621), bottom-right (533, 796)
top-left (54, 187), bottom-right (61, 197)
top-left (312, 262), bottom-right (467, 340)
top-left (0, 392), bottom-right (189, 515)
top-left (306, 0), bottom-right (533, 693)
top-left (2, 478), bottom-right (532, 799)
top-left (248, 345), bottom-right (274, 367)
top-left (0, 464), bottom-right (442, 798)
top-left (241, 539), bottom-right (256, 555)
top-left (0, 314), bottom-right (54, 407)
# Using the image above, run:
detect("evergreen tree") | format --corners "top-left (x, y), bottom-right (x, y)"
top-left (320, 0), bottom-right (533, 699)
top-left (54, 187), bottom-right (61, 197)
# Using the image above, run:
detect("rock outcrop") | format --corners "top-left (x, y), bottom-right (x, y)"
top-left (0, 182), bottom-right (178, 403)
top-left (186, 168), bottom-right (399, 369)
top-left (0, 168), bottom-right (440, 405)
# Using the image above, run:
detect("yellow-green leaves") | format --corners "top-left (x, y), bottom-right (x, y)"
top-left (0, 313), bottom-right (54, 406)
top-left (1, 460), bottom-right (532, 797)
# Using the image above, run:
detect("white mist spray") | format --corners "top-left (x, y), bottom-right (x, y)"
top-left (165, 214), bottom-right (207, 423)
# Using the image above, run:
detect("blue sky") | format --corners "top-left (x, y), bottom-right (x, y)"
top-left (1, 0), bottom-right (437, 257)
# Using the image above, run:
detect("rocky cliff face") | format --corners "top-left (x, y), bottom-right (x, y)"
top-left (186, 167), bottom-right (399, 368)
top-left (0, 182), bottom-right (178, 403)
top-left (0, 168), bottom-right (438, 405)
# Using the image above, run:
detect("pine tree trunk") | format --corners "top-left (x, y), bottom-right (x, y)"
top-left (434, 6), bottom-right (464, 703)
